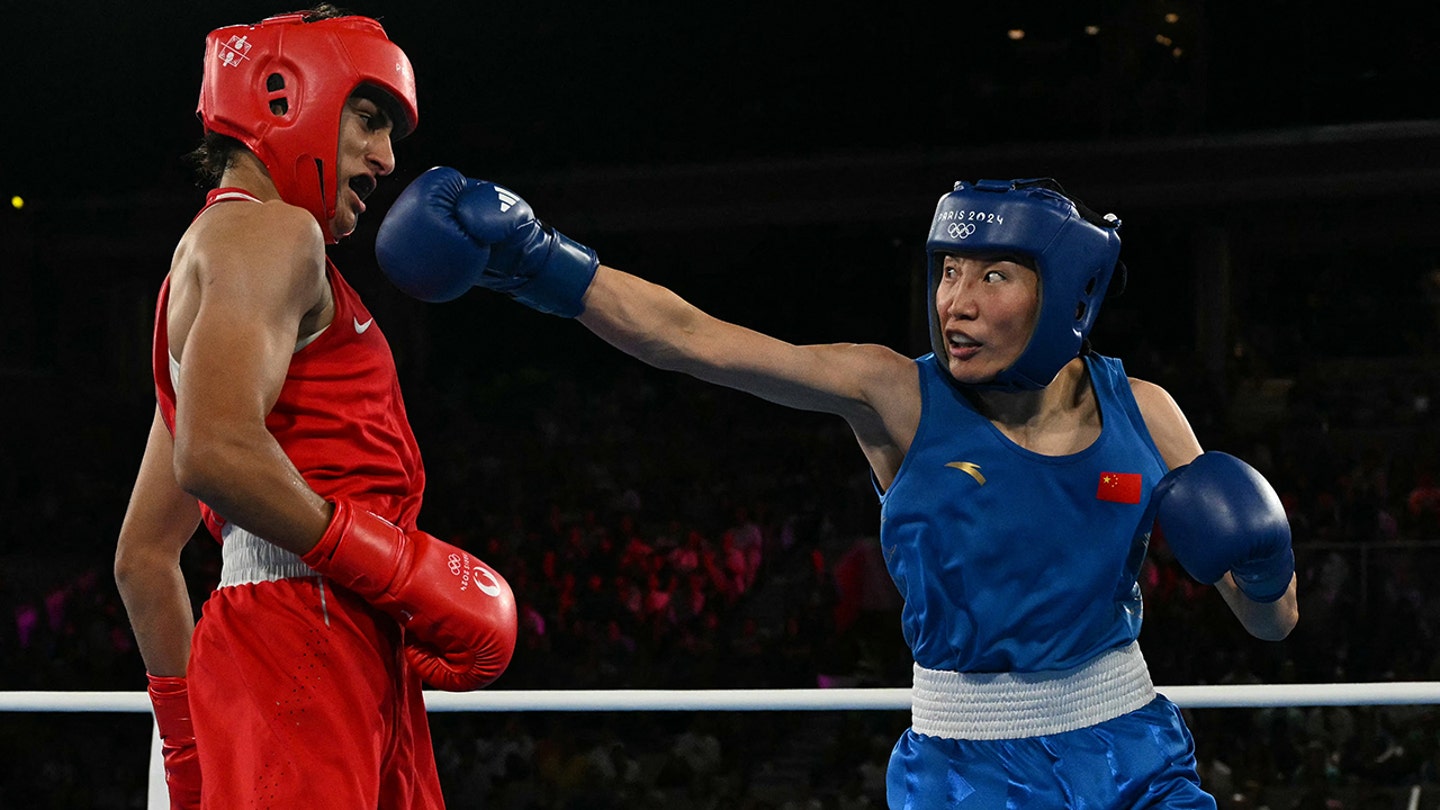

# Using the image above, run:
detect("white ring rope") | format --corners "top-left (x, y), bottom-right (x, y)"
top-left (6, 683), bottom-right (1432, 810)
top-left (4, 682), bottom-right (1440, 714)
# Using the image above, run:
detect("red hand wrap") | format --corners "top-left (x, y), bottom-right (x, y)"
top-left (147, 674), bottom-right (202, 810)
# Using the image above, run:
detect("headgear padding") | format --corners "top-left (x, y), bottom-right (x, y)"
top-left (925, 178), bottom-right (1123, 390)
top-left (198, 13), bottom-right (418, 243)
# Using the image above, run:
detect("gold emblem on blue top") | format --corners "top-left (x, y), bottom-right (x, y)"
top-left (946, 461), bottom-right (986, 485)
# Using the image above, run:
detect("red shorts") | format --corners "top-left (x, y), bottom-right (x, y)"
top-left (189, 577), bottom-right (444, 809)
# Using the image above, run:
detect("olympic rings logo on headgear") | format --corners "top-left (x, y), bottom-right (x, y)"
top-left (924, 178), bottom-right (1123, 391)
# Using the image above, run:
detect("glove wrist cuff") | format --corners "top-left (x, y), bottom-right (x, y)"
top-left (304, 501), bottom-right (405, 598)
top-left (1231, 545), bottom-right (1295, 603)
top-left (514, 230), bottom-right (599, 317)
top-left (146, 673), bottom-right (187, 696)
top-left (146, 674), bottom-right (195, 741)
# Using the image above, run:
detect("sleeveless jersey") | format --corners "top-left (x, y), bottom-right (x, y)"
top-left (878, 353), bottom-right (1166, 673)
top-left (152, 188), bottom-right (426, 539)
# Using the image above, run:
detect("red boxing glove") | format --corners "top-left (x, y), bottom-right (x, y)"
top-left (147, 674), bottom-right (202, 810)
top-left (302, 500), bottom-right (518, 691)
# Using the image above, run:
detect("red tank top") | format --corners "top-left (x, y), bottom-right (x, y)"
top-left (153, 188), bottom-right (426, 540)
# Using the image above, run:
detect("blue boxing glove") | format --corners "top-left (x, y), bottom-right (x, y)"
top-left (1147, 451), bottom-right (1295, 603)
top-left (375, 166), bottom-right (599, 316)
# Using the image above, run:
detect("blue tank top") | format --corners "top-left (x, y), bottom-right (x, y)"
top-left (878, 354), bottom-right (1167, 673)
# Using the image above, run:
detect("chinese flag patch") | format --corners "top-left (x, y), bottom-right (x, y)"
top-left (1096, 472), bottom-right (1143, 504)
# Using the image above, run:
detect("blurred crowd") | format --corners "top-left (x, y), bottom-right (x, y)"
top-left (3, 345), bottom-right (1439, 808)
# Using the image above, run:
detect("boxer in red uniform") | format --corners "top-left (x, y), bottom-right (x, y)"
top-left (113, 8), bottom-right (518, 808)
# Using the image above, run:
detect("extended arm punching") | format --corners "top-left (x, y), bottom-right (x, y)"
top-left (374, 167), bottom-right (919, 481)
top-left (375, 167), bottom-right (598, 313)
top-left (377, 168), bottom-right (1298, 643)
top-left (374, 166), bottom-right (847, 393)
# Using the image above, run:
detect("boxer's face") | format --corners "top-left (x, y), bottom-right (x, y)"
top-left (329, 94), bottom-right (396, 239)
top-left (934, 253), bottom-right (1040, 384)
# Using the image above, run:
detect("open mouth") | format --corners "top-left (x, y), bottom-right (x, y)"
top-left (348, 175), bottom-right (377, 202)
top-left (945, 331), bottom-right (984, 361)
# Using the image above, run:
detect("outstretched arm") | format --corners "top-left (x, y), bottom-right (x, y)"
top-left (375, 168), bottom-right (921, 482)
top-left (577, 265), bottom-right (903, 418)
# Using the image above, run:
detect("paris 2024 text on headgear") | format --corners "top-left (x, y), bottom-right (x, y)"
top-left (925, 178), bottom-right (1124, 390)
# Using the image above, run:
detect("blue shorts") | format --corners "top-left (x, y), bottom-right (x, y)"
top-left (886, 696), bottom-right (1215, 809)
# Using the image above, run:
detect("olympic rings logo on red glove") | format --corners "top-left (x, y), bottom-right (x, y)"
top-left (446, 552), bottom-right (504, 598)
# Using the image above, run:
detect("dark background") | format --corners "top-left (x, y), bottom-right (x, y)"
top-left (5, 1), bottom-right (1440, 385)
top-left (5, 1), bottom-right (1437, 530)
top-left (4, 2), bottom-right (1440, 807)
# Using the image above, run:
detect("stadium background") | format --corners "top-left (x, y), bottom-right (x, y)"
top-left (4, 3), bottom-right (1440, 807)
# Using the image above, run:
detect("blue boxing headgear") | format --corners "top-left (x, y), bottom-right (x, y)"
top-left (926, 178), bottom-right (1124, 390)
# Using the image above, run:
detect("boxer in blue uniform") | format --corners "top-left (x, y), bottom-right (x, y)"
top-left (372, 171), bottom-right (1300, 807)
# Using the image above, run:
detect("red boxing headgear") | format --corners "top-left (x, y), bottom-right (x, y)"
top-left (198, 13), bottom-right (418, 243)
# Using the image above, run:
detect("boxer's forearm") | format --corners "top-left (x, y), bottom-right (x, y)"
top-left (116, 554), bottom-right (196, 676)
top-left (1217, 573), bottom-right (1298, 641)
top-left (170, 425), bottom-right (332, 557)
top-left (116, 408), bottom-right (202, 676)
top-left (577, 265), bottom-right (718, 370)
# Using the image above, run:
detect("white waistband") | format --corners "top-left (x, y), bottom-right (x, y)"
top-left (219, 524), bottom-right (317, 587)
top-left (910, 642), bottom-right (1156, 740)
